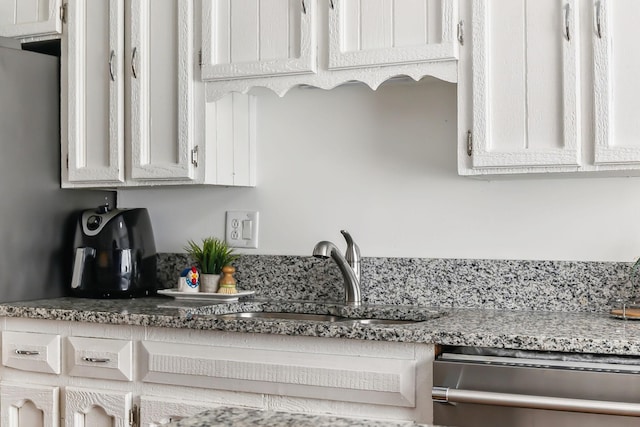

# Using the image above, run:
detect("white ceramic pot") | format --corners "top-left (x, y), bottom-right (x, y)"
top-left (200, 273), bottom-right (221, 293)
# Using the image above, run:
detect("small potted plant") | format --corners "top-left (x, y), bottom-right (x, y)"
top-left (184, 237), bottom-right (238, 293)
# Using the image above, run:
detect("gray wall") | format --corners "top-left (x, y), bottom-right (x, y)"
top-left (0, 47), bottom-right (114, 302)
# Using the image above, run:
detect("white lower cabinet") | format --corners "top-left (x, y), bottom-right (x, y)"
top-left (66, 336), bottom-right (133, 382)
top-left (65, 387), bottom-right (131, 427)
top-left (1, 382), bottom-right (60, 427)
top-left (0, 318), bottom-right (434, 425)
top-left (140, 340), bottom-right (417, 407)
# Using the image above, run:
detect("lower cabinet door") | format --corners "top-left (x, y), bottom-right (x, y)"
top-left (139, 395), bottom-right (220, 426)
top-left (64, 387), bottom-right (131, 427)
top-left (0, 382), bottom-right (60, 427)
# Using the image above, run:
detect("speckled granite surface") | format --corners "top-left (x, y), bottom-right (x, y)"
top-left (167, 407), bottom-right (438, 427)
top-left (157, 254), bottom-right (637, 312)
top-left (2, 297), bottom-right (640, 356)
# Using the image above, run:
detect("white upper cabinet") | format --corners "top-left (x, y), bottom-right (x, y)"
top-left (201, 0), bottom-right (316, 80)
top-left (459, 0), bottom-right (640, 176)
top-left (0, 0), bottom-right (63, 41)
top-left (328, 0), bottom-right (458, 70)
top-left (460, 0), bottom-right (580, 173)
top-left (128, 0), bottom-right (196, 181)
top-left (63, 0), bottom-right (125, 185)
top-left (202, 0), bottom-right (459, 100)
top-left (593, 0), bottom-right (640, 166)
top-left (62, 0), bottom-right (256, 188)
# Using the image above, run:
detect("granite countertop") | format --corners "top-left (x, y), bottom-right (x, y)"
top-left (1, 296), bottom-right (640, 356)
top-left (167, 407), bottom-right (440, 427)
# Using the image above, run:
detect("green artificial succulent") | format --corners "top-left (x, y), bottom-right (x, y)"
top-left (184, 237), bottom-right (238, 274)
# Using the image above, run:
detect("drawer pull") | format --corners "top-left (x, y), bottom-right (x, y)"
top-left (15, 350), bottom-right (40, 356)
top-left (83, 357), bottom-right (111, 363)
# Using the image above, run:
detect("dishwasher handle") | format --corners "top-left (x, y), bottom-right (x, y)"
top-left (433, 387), bottom-right (640, 417)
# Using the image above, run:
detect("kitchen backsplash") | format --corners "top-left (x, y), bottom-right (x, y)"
top-left (157, 254), bottom-right (637, 313)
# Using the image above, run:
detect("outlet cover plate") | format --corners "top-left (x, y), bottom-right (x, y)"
top-left (226, 211), bottom-right (259, 248)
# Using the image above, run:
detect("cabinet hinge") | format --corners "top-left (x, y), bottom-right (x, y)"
top-left (198, 49), bottom-right (202, 67)
top-left (457, 20), bottom-right (464, 46)
top-left (66, 154), bottom-right (69, 169)
top-left (466, 130), bottom-right (473, 156)
top-left (191, 145), bottom-right (199, 167)
top-left (129, 404), bottom-right (139, 427)
top-left (60, 3), bottom-right (67, 24)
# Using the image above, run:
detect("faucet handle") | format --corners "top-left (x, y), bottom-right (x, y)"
top-left (340, 230), bottom-right (358, 252)
top-left (340, 230), bottom-right (360, 281)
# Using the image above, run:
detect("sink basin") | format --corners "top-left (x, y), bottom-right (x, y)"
top-left (216, 312), bottom-right (425, 325)
top-left (340, 318), bottom-right (424, 325)
top-left (216, 312), bottom-right (343, 322)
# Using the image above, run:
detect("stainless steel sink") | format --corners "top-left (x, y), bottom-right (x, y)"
top-left (216, 312), bottom-right (424, 325)
top-left (216, 312), bottom-right (343, 322)
top-left (339, 318), bottom-right (423, 325)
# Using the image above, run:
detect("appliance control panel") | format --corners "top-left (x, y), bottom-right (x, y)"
top-left (81, 206), bottom-right (122, 236)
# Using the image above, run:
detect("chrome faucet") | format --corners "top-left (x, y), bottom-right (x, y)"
top-left (313, 230), bottom-right (361, 305)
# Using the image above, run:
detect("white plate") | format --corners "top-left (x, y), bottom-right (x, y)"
top-left (157, 289), bottom-right (255, 302)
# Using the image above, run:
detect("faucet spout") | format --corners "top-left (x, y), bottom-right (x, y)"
top-left (313, 231), bottom-right (362, 306)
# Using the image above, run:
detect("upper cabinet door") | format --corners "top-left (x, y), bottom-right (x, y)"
top-left (63, 0), bottom-right (125, 185)
top-left (0, 0), bottom-right (62, 40)
top-left (328, 0), bottom-right (458, 70)
top-left (200, 0), bottom-right (316, 81)
top-left (593, 0), bottom-right (640, 165)
top-left (469, 0), bottom-right (580, 169)
top-left (129, 0), bottom-right (197, 181)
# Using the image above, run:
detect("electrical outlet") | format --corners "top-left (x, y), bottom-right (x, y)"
top-left (225, 211), bottom-right (259, 248)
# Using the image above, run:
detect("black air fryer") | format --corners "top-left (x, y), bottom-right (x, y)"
top-left (70, 205), bottom-right (157, 298)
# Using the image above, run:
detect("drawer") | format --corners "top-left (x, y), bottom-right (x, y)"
top-left (2, 331), bottom-right (61, 374)
top-left (67, 336), bottom-right (133, 381)
top-left (140, 340), bottom-right (416, 407)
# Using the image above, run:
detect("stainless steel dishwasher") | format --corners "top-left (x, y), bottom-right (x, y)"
top-left (432, 347), bottom-right (640, 426)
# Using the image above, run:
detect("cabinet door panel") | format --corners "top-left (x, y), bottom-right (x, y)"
top-left (0, 0), bottom-right (61, 40)
top-left (63, 0), bottom-right (125, 185)
top-left (594, 0), bottom-right (640, 165)
top-left (1, 383), bottom-right (59, 427)
top-left (201, 0), bottom-right (316, 80)
top-left (129, 0), bottom-right (196, 181)
top-left (65, 387), bottom-right (131, 427)
top-left (470, 0), bottom-right (579, 168)
top-left (328, 0), bottom-right (457, 70)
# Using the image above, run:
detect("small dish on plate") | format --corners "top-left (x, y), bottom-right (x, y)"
top-left (157, 288), bottom-right (255, 302)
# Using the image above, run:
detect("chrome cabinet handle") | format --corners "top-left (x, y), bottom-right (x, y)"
top-left (131, 47), bottom-right (138, 79)
top-left (564, 4), bottom-right (571, 41)
top-left (109, 50), bottom-right (116, 81)
top-left (15, 350), bottom-right (40, 356)
top-left (595, 1), bottom-right (602, 38)
top-left (83, 357), bottom-right (111, 363)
